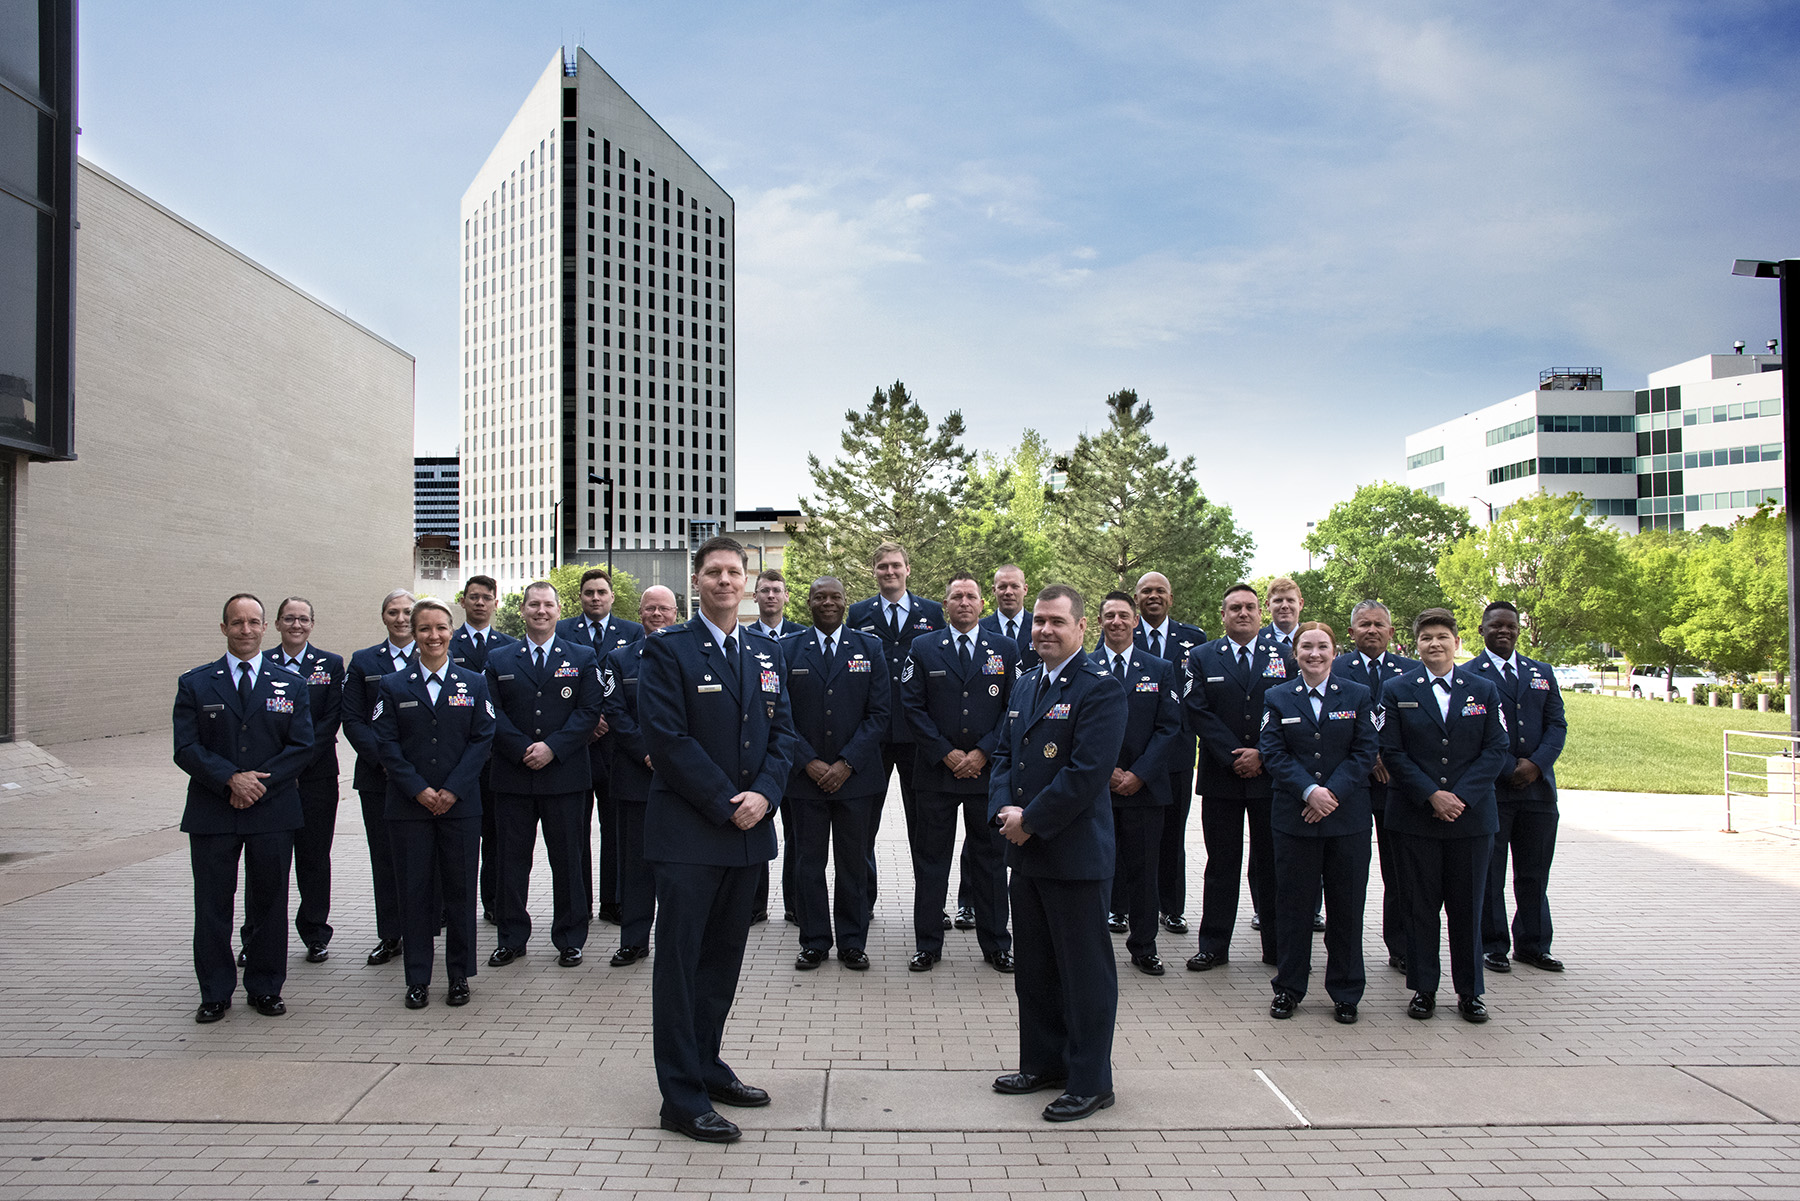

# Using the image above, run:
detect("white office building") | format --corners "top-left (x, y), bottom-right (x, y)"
top-left (460, 47), bottom-right (735, 591)
top-left (1404, 352), bottom-right (1784, 534)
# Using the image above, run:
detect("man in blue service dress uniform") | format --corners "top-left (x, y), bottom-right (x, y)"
top-left (598, 585), bottom-right (682, 967)
top-left (1131, 572), bottom-right (1207, 935)
top-left (1471, 601), bottom-right (1568, 975)
top-left (173, 593), bottom-right (314, 1023)
top-left (781, 577), bottom-right (890, 971)
top-left (1379, 607), bottom-right (1511, 1023)
top-left (847, 541), bottom-right (946, 910)
top-left (557, 567), bottom-right (644, 925)
top-left (340, 589), bottom-right (416, 966)
top-left (450, 575), bottom-right (515, 924)
top-left (1090, 592), bottom-right (1181, 975)
top-left (749, 568), bottom-right (809, 923)
top-left (639, 536), bottom-right (797, 1144)
top-left (1183, 583), bottom-right (1293, 970)
top-left (902, 572), bottom-right (1017, 972)
top-left (240, 596), bottom-right (343, 965)
top-left (485, 581), bottom-right (605, 968)
top-left (1333, 600), bottom-right (1419, 973)
top-left (990, 585), bottom-right (1128, 1123)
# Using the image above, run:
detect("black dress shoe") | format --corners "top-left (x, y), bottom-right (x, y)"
top-left (1269, 989), bottom-right (1298, 1019)
top-left (795, 948), bottom-right (827, 970)
top-left (1130, 954), bottom-right (1165, 976)
top-left (908, 950), bottom-right (940, 972)
top-left (660, 1110), bottom-right (741, 1143)
top-left (1107, 912), bottom-right (1128, 934)
top-left (304, 943), bottom-right (329, 963)
top-left (248, 994), bottom-right (286, 1017)
top-left (750, 909), bottom-right (769, 924)
top-left (597, 903), bottom-right (623, 925)
top-left (1388, 954), bottom-right (1407, 973)
top-left (1334, 1002), bottom-right (1358, 1024)
top-left (1312, 913), bottom-right (1326, 932)
top-left (993, 1071), bottom-right (1068, 1095)
top-left (1484, 951), bottom-right (1512, 973)
top-left (783, 910), bottom-right (797, 924)
top-left (236, 947), bottom-right (249, 968)
top-left (984, 949), bottom-right (1015, 973)
top-left (1043, 1091), bottom-right (1115, 1122)
top-left (1160, 913), bottom-right (1188, 934)
top-left (557, 947), bottom-right (584, 967)
top-left (366, 938), bottom-right (401, 966)
top-left (488, 946), bottom-right (523, 967)
top-left (1407, 992), bottom-right (1436, 1020)
top-left (194, 1000), bottom-right (229, 1024)
top-left (839, 948), bottom-right (870, 970)
top-left (706, 1078), bottom-right (771, 1108)
top-left (1458, 995), bottom-right (1489, 1023)
top-left (1186, 950), bottom-right (1228, 971)
top-left (1514, 950), bottom-right (1565, 972)
top-left (1250, 911), bottom-right (1261, 930)
top-left (446, 978), bottom-right (470, 1006)
top-left (405, 985), bottom-right (428, 1009)
top-left (610, 945), bottom-right (648, 966)
top-left (954, 907), bottom-right (977, 930)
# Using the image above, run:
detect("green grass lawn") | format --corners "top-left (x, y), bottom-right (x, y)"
top-left (1556, 692), bottom-right (1791, 794)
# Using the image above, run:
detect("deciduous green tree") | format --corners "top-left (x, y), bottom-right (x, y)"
top-left (953, 429), bottom-right (1056, 601)
top-left (1674, 504), bottom-right (1789, 681)
top-left (783, 381), bottom-right (972, 604)
top-left (1435, 491), bottom-right (1628, 659)
top-left (1615, 526), bottom-right (1697, 695)
top-left (1299, 482), bottom-right (1474, 636)
top-left (1047, 389), bottom-right (1253, 625)
top-left (493, 564), bottom-right (642, 638)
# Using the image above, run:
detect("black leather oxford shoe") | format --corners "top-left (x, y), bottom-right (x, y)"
top-left (795, 948), bottom-right (827, 970)
top-left (304, 943), bottom-right (330, 964)
top-left (839, 948), bottom-right (870, 970)
top-left (1043, 1091), bottom-right (1115, 1122)
top-left (366, 938), bottom-right (401, 966)
top-left (1160, 913), bottom-right (1188, 934)
top-left (660, 1110), bottom-right (741, 1143)
top-left (1107, 912), bottom-right (1128, 934)
top-left (487, 946), bottom-right (523, 967)
top-left (954, 907), bottom-right (976, 930)
top-left (194, 1000), bottom-right (229, 1024)
top-left (984, 950), bottom-right (1015, 973)
top-left (1269, 989), bottom-right (1298, 1019)
top-left (1514, 950), bottom-right (1564, 972)
top-left (1130, 954), bottom-right (1165, 976)
top-left (446, 978), bottom-right (470, 1006)
top-left (405, 986), bottom-right (428, 1010)
top-left (1407, 992), bottom-right (1436, 1020)
top-left (610, 945), bottom-right (648, 967)
top-left (557, 946), bottom-right (584, 967)
top-left (908, 950), bottom-right (940, 972)
top-left (1458, 995), bottom-right (1489, 1023)
top-left (706, 1078), bottom-right (770, 1108)
top-left (1484, 951), bottom-right (1512, 973)
top-left (1334, 1002), bottom-right (1358, 1024)
top-left (248, 994), bottom-right (286, 1017)
top-left (993, 1071), bottom-right (1068, 1095)
top-left (1185, 951), bottom-right (1228, 971)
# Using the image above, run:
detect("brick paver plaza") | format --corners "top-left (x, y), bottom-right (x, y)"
top-left (0, 730), bottom-right (1795, 1198)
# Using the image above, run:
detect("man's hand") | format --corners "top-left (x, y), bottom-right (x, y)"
top-left (818, 760), bottom-right (853, 793)
top-left (1231, 747), bottom-right (1263, 778)
top-left (1112, 770), bottom-right (1144, 796)
top-left (996, 805), bottom-right (1030, 846)
top-left (589, 714), bottom-right (610, 743)
top-left (227, 771), bottom-right (269, 809)
top-left (435, 789), bottom-right (459, 816)
top-left (805, 758), bottom-right (833, 786)
top-left (729, 791), bottom-right (770, 829)
top-left (942, 749), bottom-right (967, 773)
top-left (952, 748), bottom-right (987, 779)
top-left (522, 741), bottom-right (554, 770)
top-left (415, 787), bottom-right (439, 812)
top-left (1303, 787), bottom-right (1339, 824)
top-left (1510, 758), bottom-right (1541, 787)
top-left (1429, 789), bottom-right (1465, 821)
top-left (1371, 754), bottom-right (1390, 784)
top-left (643, 754), bottom-right (653, 770)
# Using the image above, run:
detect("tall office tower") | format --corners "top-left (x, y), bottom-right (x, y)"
top-left (460, 47), bottom-right (735, 592)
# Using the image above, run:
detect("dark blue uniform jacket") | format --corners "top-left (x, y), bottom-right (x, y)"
top-left (484, 639), bottom-right (604, 794)
top-left (343, 642), bottom-right (412, 792)
top-left (1466, 653), bottom-right (1566, 809)
top-left (1184, 637), bottom-right (1298, 800)
top-left (372, 663), bottom-right (495, 820)
top-left (1378, 669), bottom-right (1511, 839)
top-left (173, 656), bottom-right (314, 836)
top-left (779, 627), bottom-right (890, 801)
top-left (1259, 676), bottom-right (1377, 838)
top-left (1086, 649), bottom-right (1180, 806)
top-left (848, 593), bottom-right (946, 742)
top-left (902, 627), bottom-right (1018, 795)
top-left (601, 640), bottom-right (656, 804)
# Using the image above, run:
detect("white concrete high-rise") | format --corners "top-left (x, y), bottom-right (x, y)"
top-left (460, 47), bottom-right (735, 591)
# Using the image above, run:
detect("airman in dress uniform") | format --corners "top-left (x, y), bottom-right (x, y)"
top-left (1131, 572), bottom-right (1208, 935)
top-left (341, 589), bottom-right (417, 966)
top-left (450, 574), bottom-right (515, 924)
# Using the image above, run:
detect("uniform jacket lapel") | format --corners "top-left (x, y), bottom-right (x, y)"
top-left (212, 657), bottom-right (245, 719)
top-left (1024, 668), bottom-right (1069, 733)
top-left (699, 620), bottom-right (743, 702)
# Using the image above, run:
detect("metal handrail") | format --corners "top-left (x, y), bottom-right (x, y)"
top-left (1723, 728), bottom-right (1800, 832)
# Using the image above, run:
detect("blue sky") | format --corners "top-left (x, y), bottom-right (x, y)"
top-left (79, 1), bottom-right (1800, 574)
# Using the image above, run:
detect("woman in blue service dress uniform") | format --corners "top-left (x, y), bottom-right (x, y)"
top-left (373, 597), bottom-right (495, 1010)
top-left (1257, 621), bottom-right (1377, 1024)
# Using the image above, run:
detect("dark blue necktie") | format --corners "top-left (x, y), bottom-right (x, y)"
top-left (237, 661), bottom-right (253, 706)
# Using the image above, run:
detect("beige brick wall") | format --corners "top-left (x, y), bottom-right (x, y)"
top-left (15, 161), bottom-right (415, 745)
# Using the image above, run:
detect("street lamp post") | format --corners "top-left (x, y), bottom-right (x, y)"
top-left (1731, 258), bottom-right (1797, 734)
top-left (1469, 496), bottom-right (1497, 524)
top-left (586, 468), bottom-right (614, 578)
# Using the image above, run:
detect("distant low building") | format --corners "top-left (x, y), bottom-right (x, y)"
top-left (1404, 351), bottom-right (1784, 534)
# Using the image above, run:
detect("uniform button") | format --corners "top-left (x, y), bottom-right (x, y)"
top-left (825, 730), bottom-right (833, 737)
top-left (1016, 787), bottom-right (1024, 796)
top-left (743, 741), bottom-right (751, 748)
top-left (961, 727), bottom-right (969, 734)
top-left (1313, 732), bottom-right (1321, 740)
top-left (1441, 757), bottom-right (1449, 764)
top-left (431, 738), bottom-right (438, 744)
top-left (1313, 753), bottom-right (1322, 759)
top-left (827, 689), bottom-right (834, 696)
top-left (1441, 738), bottom-right (1449, 746)
top-left (1439, 777), bottom-right (1448, 784)
top-left (1314, 772), bottom-right (1323, 780)
top-left (962, 691), bottom-right (969, 698)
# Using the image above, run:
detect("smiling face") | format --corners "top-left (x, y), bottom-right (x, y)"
top-left (1295, 628), bottom-right (1335, 683)
top-left (1416, 623), bottom-right (1460, 673)
top-left (1100, 598), bottom-right (1136, 652)
top-left (873, 550), bottom-right (910, 600)
top-left (1221, 589), bottom-right (1262, 641)
top-left (1481, 607), bottom-right (1520, 659)
top-left (807, 578), bottom-right (847, 634)
top-left (413, 606), bottom-right (453, 668)
top-left (993, 567), bottom-right (1026, 617)
top-left (1267, 585), bottom-right (1303, 632)
top-left (754, 576), bottom-right (788, 623)
top-left (382, 595), bottom-right (414, 645)
top-left (694, 548), bottom-right (748, 627)
top-left (638, 586), bottom-right (678, 634)
top-left (1134, 573), bottom-right (1171, 623)
top-left (275, 601), bottom-right (313, 655)
top-left (522, 585), bottom-right (560, 640)
top-left (1031, 595), bottom-right (1086, 669)
top-left (222, 597), bottom-right (266, 660)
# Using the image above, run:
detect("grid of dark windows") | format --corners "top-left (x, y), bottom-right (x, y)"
top-left (1539, 456), bottom-right (1633, 475)
top-left (1488, 458), bottom-right (1536, 485)
top-left (1407, 445), bottom-right (1444, 470)
top-left (1639, 442), bottom-right (1783, 473)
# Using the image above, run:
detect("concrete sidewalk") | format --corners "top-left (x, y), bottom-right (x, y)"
top-left (0, 728), bottom-right (1795, 1197)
